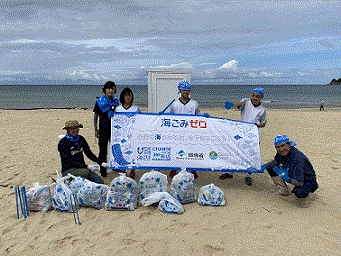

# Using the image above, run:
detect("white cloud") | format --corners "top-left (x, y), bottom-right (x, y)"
top-left (153, 62), bottom-right (194, 69)
top-left (219, 60), bottom-right (238, 70)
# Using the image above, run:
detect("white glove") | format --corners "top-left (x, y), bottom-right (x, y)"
top-left (88, 163), bottom-right (100, 172)
top-left (101, 162), bottom-right (110, 168)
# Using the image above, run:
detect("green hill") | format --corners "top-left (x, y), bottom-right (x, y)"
top-left (330, 78), bottom-right (341, 85)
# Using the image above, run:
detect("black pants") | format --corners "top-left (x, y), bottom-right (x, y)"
top-left (98, 129), bottom-right (111, 175)
top-left (63, 168), bottom-right (104, 184)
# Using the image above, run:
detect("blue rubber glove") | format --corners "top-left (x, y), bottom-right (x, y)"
top-left (108, 111), bottom-right (115, 119)
top-left (260, 164), bottom-right (267, 172)
top-left (203, 113), bottom-right (209, 117)
top-left (273, 165), bottom-right (290, 182)
top-left (224, 101), bottom-right (233, 110)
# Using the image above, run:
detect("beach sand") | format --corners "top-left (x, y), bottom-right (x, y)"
top-left (1, 107), bottom-right (341, 255)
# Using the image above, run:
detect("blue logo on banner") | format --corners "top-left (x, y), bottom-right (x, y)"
top-left (177, 150), bottom-right (186, 157)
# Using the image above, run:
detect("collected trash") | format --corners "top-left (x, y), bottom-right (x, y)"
top-left (170, 169), bottom-right (196, 204)
top-left (197, 183), bottom-right (225, 206)
top-left (26, 182), bottom-right (52, 212)
top-left (77, 181), bottom-right (109, 209)
top-left (52, 177), bottom-right (77, 212)
top-left (142, 192), bottom-right (184, 214)
top-left (105, 173), bottom-right (138, 210)
top-left (139, 170), bottom-right (168, 204)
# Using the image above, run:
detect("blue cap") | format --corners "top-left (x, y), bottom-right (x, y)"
top-left (274, 135), bottom-right (297, 146)
top-left (253, 87), bottom-right (264, 97)
top-left (178, 81), bottom-right (191, 91)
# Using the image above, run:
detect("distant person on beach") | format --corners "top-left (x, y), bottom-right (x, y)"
top-left (220, 87), bottom-right (267, 186)
top-left (169, 81), bottom-right (200, 179)
top-left (115, 87), bottom-right (140, 179)
top-left (93, 81), bottom-right (119, 177)
top-left (262, 135), bottom-right (318, 207)
top-left (58, 120), bottom-right (110, 184)
top-left (319, 100), bottom-right (324, 111)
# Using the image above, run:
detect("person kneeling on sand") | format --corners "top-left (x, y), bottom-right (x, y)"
top-left (262, 135), bottom-right (318, 207)
top-left (58, 120), bottom-right (110, 184)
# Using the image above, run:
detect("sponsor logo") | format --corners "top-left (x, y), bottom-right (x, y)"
top-left (177, 150), bottom-right (186, 157)
top-left (209, 151), bottom-right (218, 160)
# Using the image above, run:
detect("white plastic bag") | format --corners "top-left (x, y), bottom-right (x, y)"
top-left (139, 170), bottom-right (168, 203)
top-left (170, 169), bottom-right (196, 204)
top-left (52, 179), bottom-right (77, 212)
top-left (69, 176), bottom-right (89, 195)
top-left (142, 192), bottom-right (184, 214)
top-left (105, 173), bottom-right (138, 210)
top-left (26, 182), bottom-right (52, 212)
top-left (197, 183), bottom-right (225, 206)
top-left (77, 181), bottom-right (109, 209)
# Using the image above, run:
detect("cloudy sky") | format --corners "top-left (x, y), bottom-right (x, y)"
top-left (0, 0), bottom-right (340, 85)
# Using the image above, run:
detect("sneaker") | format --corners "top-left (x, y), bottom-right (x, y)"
top-left (219, 173), bottom-right (233, 179)
top-left (245, 176), bottom-right (252, 186)
top-left (297, 196), bottom-right (311, 208)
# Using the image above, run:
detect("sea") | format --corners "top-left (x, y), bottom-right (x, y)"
top-left (1, 84), bottom-right (340, 110)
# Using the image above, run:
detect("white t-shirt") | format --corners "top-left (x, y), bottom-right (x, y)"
top-left (115, 104), bottom-right (139, 112)
top-left (240, 98), bottom-right (267, 124)
top-left (169, 99), bottom-right (200, 115)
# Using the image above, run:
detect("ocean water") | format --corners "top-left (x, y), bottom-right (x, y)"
top-left (1, 84), bottom-right (340, 110)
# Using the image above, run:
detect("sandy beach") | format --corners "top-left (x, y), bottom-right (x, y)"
top-left (1, 107), bottom-right (341, 255)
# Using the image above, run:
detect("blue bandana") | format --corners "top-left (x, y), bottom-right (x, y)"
top-left (65, 133), bottom-right (80, 143)
top-left (178, 81), bottom-right (191, 91)
top-left (97, 95), bottom-right (119, 113)
top-left (253, 87), bottom-right (264, 97)
top-left (274, 135), bottom-right (296, 146)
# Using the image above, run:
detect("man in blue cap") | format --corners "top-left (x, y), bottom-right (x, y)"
top-left (220, 87), bottom-right (267, 185)
top-left (263, 135), bottom-right (318, 207)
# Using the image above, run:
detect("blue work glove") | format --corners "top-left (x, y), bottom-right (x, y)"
top-left (108, 111), bottom-right (115, 119)
top-left (260, 164), bottom-right (268, 172)
top-left (203, 113), bottom-right (209, 117)
top-left (224, 101), bottom-right (233, 110)
top-left (273, 165), bottom-right (290, 182)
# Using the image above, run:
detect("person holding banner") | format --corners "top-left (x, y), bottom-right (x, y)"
top-left (169, 81), bottom-right (200, 179)
top-left (58, 120), bottom-right (110, 184)
top-left (115, 87), bottom-right (140, 179)
top-left (93, 81), bottom-right (119, 177)
top-left (263, 135), bottom-right (318, 207)
top-left (220, 87), bottom-right (267, 186)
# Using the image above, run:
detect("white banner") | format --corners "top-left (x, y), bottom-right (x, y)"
top-left (109, 112), bottom-right (261, 172)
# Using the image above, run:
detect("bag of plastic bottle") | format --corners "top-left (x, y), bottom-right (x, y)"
top-left (69, 176), bottom-right (89, 195)
top-left (139, 170), bottom-right (168, 204)
top-left (142, 192), bottom-right (184, 214)
top-left (26, 182), bottom-right (52, 212)
top-left (197, 183), bottom-right (225, 206)
top-left (170, 169), bottom-right (195, 204)
top-left (105, 173), bottom-right (138, 210)
top-left (52, 178), bottom-right (77, 212)
top-left (77, 181), bottom-right (109, 209)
